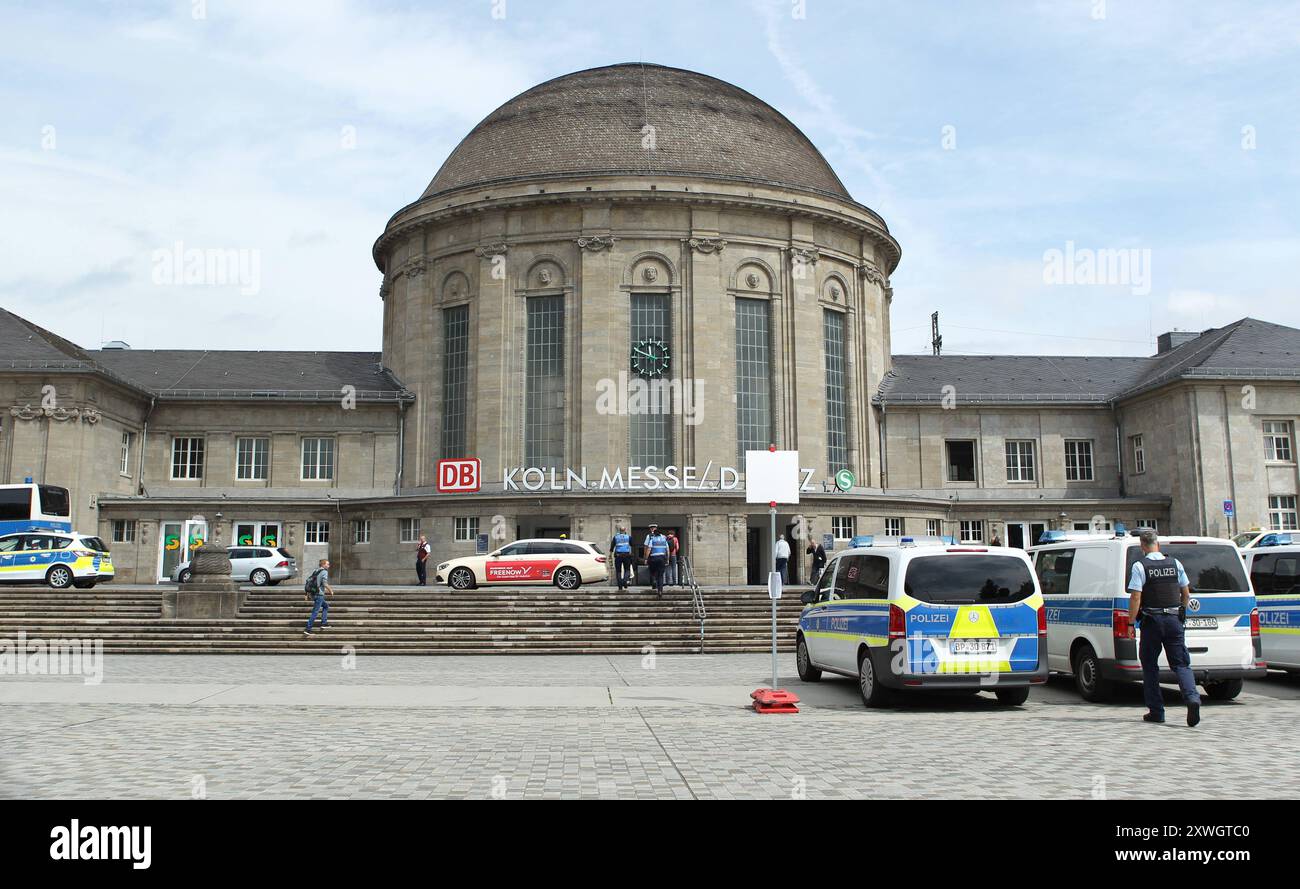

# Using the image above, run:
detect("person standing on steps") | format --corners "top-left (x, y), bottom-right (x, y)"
top-left (415, 534), bottom-right (431, 586)
top-left (665, 529), bottom-right (680, 587)
top-left (304, 558), bottom-right (334, 636)
top-left (610, 524), bottom-right (634, 590)
top-left (1128, 529), bottom-right (1202, 727)
top-left (774, 533), bottom-right (791, 584)
top-left (643, 523), bottom-right (670, 597)
top-left (806, 538), bottom-right (826, 587)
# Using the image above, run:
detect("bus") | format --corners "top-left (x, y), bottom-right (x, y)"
top-left (0, 483), bottom-right (73, 536)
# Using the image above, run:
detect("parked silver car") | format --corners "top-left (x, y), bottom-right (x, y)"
top-left (173, 545), bottom-right (296, 586)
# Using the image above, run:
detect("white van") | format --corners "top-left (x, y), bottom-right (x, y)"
top-left (1029, 532), bottom-right (1265, 702)
top-left (796, 536), bottom-right (1047, 707)
top-left (1242, 544), bottom-right (1300, 672)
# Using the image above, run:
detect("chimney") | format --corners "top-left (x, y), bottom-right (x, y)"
top-left (1156, 330), bottom-right (1199, 355)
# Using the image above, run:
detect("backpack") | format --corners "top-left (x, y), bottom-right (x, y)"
top-left (304, 568), bottom-right (324, 596)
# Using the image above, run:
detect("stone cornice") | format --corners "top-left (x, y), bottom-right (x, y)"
top-left (374, 186), bottom-right (901, 274)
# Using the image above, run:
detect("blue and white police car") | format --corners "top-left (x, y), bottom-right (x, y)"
top-left (1029, 530), bottom-right (1265, 701)
top-left (1242, 543), bottom-right (1300, 673)
top-left (795, 536), bottom-right (1047, 707)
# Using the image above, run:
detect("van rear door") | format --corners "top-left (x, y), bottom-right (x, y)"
top-left (1127, 542), bottom-right (1254, 669)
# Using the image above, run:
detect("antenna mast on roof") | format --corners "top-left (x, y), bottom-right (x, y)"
top-left (931, 311), bottom-right (942, 356)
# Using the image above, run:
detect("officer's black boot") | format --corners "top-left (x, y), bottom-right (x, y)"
top-left (1187, 701), bottom-right (1201, 727)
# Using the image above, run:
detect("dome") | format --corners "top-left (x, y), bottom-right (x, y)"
top-left (420, 63), bottom-right (852, 201)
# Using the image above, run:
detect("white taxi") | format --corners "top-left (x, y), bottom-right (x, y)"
top-left (435, 539), bottom-right (608, 590)
top-left (0, 531), bottom-right (115, 589)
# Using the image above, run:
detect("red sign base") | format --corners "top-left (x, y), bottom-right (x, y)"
top-left (750, 687), bottom-right (800, 714)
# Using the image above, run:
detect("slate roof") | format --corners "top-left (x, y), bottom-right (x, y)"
top-left (877, 318), bottom-right (1300, 406)
top-left (93, 349), bottom-right (409, 401)
top-left (421, 63), bottom-right (852, 201)
top-left (0, 308), bottom-right (409, 402)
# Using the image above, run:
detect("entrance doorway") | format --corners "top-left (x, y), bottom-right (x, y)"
top-left (746, 528), bottom-right (762, 585)
top-left (158, 518), bottom-right (208, 581)
top-left (1005, 521), bottom-right (1048, 550)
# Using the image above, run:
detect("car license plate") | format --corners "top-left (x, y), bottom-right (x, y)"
top-left (1185, 617), bottom-right (1218, 630)
top-left (951, 639), bottom-right (998, 654)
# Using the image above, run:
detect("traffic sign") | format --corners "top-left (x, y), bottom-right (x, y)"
top-left (1223, 499), bottom-right (1234, 517)
top-left (834, 468), bottom-right (855, 491)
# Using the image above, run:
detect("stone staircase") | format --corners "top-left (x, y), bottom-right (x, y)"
top-left (0, 585), bottom-right (806, 654)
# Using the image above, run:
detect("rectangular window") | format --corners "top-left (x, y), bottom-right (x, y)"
top-left (1005, 440), bottom-right (1036, 482)
top-left (959, 520), bottom-right (984, 544)
top-left (1135, 518), bottom-right (1159, 533)
top-left (399, 518), bottom-right (421, 544)
top-left (454, 517), bottom-right (479, 542)
top-left (927, 519), bottom-right (942, 537)
top-left (1268, 495), bottom-right (1299, 531)
top-left (441, 304), bottom-right (470, 459)
top-left (525, 295), bottom-right (565, 469)
top-left (946, 440), bottom-right (977, 482)
top-left (629, 293), bottom-right (673, 467)
top-left (302, 438), bottom-right (335, 480)
top-left (171, 437), bottom-right (204, 480)
top-left (823, 309), bottom-right (849, 474)
top-left (305, 522), bottom-right (330, 544)
top-left (111, 519), bottom-right (136, 543)
top-left (1264, 421), bottom-right (1294, 462)
top-left (120, 431), bottom-right (134, 476)
top-left (352, 519), bottom-right (371, 545)
top-left (831, 516), bottom-right (855, 540)
top-left (735, 298), bottom-right (773, 461)
top-left (884, 517), bottom-right (902, 536)
top-left (236, 437), bottom-right (269, 481)
top-left (1064, 439), bottom-right (1094, 481)
top-left (1034, 549), bottom-right (1076, 596)
top-left (1131, 434), bottom-right (1145, 474)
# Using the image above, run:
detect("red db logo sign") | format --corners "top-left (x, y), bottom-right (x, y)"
top-left (437, 458), bottom-right (481, 493)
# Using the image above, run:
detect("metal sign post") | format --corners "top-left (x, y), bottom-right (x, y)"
top-left (769, 503), bottom-right (779, 690)
top-left (745, 446), bottom-right (800, 713)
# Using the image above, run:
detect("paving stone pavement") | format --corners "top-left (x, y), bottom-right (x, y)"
top-left (2, 655), bottom-right (1297, 799)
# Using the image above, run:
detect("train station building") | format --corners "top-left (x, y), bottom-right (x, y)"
top-left (2, 64), bottom-right (1298, 584)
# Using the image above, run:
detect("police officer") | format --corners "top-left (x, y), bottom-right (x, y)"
top-left (610, 524), bottom-right (634, 590)
top-left (643, 523), bottom-right (670, 597)
top-left (1127, 529), bottom-right (1202, 726)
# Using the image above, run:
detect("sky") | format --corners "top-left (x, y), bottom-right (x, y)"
top-left (1, 0), bottom-right (1297, 357)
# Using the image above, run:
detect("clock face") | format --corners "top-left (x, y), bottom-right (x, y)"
top-left (631, 338), bottom-right (671, 378)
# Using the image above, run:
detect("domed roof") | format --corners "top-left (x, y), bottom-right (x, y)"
top-left (421, 63), bottom-right (851, 201)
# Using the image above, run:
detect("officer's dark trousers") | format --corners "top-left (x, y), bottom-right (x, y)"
top-left (615, 554), bottom-right (634, 588)
top-left (1139, 611), bottom-right (1202, 715)
top-left (648, 556), bottom-right (667, 594)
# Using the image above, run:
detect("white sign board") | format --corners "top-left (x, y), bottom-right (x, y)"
top-left (745, 450), bottom-right (800, 504)
top-left (768, 571), bottom-right (783, 600)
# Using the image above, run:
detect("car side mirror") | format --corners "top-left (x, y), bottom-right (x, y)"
top-left (800, 590), bottom-right (815, 605)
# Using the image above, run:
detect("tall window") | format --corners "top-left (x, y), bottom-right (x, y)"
top-left (946, 440), bottom-right (977, 482)
top-left (1131, 434), bottom-right (1146, 474)
top-left (927, 519), bottom-right (942, 537)
top-left (1064, 440), bottom-right (1094, 481)
top-left (1269, 495), bottom-right (1299, 530)
top-left (399, 518), bottom-right (421, 544)
top-left (120, 431), bottom-right (134, 476)
top-left (171, 437), bottom-right (204, 479)
top-left (735, 298), bottom-right (773, 460)
top-left (884, 517), bottom-right (902, 536)
top-left (1005, 440), bottom-right (1036, 482)
top-left (236, 437), bottom-right (269, 480)
top-left (1264, 421), bottom-right (1294, 462)
top-left (823, 309), bottom-right (848, 474)
top-left (352, 519), bottom-right (371, 544)
top-left (630, 293), bottom-right (672, 466)
top-left (302, 438), bottom-right (335, 480)
top-left (831, 516), bottom-right (855, 539)
top-left (441, 304), bottom-right (470, 459)
top-left (454, 517), bottom-right (480, 541)
top-left (525, 295), bottom-right (565, 469)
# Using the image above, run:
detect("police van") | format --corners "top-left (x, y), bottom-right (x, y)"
top-left (1029, 530), bottom-right (1265, 702)
top-left (1242, 544), bottom-right (1300, 672)
top-left (795, 536), bottom-right (1047, 708)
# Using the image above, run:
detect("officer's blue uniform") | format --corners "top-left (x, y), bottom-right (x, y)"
top-left (1130, 552), bottom-right (1201, 721)
top-left (611, 531), bottom-right (634, 589)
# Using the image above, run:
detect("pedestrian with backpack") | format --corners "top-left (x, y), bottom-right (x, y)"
top-left (303, 558), bottom-right (334, 636)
